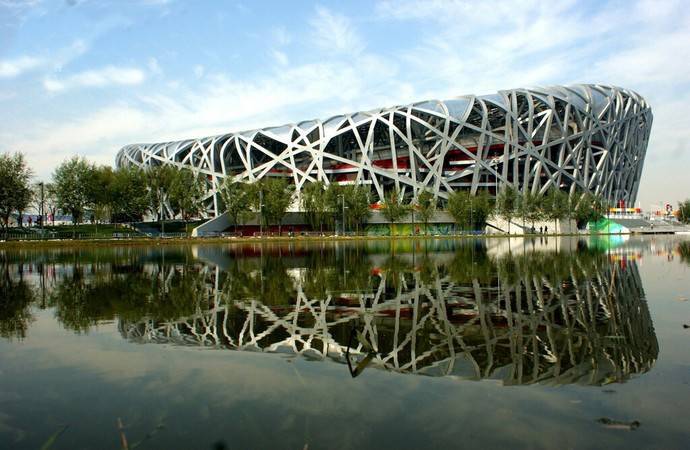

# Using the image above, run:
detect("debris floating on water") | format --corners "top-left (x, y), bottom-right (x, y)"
top-left (596, 418), bottom-right (640, 430)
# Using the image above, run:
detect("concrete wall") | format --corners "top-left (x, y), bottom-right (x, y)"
top-left (486, 218), bottom-right (578, 235)
top-left (193, 210), bottom-right (581, 236)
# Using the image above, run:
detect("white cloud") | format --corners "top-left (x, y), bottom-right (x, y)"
top-left (193, 64), bottom-right (205, 79)
top-left (0, 40), bottom-right (87, 80)
top-left (43, 66), bottom-right (145, 92)
top-left (9, 52), bottom-right (408, 180)
top-left (139, 0), bottom-right (171, 5)
top-left (310, 6), bottom-right (364, 55)
top-left (0, 55), bottom-right (43, 78)
top-left (147, 57), bottom-right (162, 75)
top-left (51, 39), bottom-right (89, 71)
top-left (271, 49), bottom-right (288, 66)
top-left (271, 26), bottom-right (291, 46)
top-left (0, 0), bottom-right (44, 22)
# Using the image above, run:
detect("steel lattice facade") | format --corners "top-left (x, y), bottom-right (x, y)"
top-left (116, 84), bottom-right (652, 217)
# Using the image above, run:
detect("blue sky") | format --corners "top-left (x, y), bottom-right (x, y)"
top-left (1, 0), bottom-right (689, 208)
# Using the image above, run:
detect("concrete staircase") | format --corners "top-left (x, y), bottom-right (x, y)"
top-left (611, 218), bottom-right (690, 234)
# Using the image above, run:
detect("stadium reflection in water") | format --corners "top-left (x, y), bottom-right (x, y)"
top-left (108, 239), bottom-right (659, 386)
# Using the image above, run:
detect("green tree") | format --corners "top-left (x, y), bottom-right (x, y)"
top-left (517, 190), bottom-right (542, 231)
top-left (415, 190), bottom-right (436, 235)
top-left (257, 178), bottom-right (293, 233)
top-left (448, 191), bottom-right (494, 230)
top-left (169, 169), bottom-right (206, 235)
top-left (573, 192), bottom-right (604, 228)
top-left (447, 191), bottom-right (472, 231)
top-left (0, 152), bottom-right (33, 236)
top-left (448, 191), bottom-right (493, 233)
top-left (87, 166), bottom-right (115, 224)
top-left (471, 190), bottom-right (494, 231)
top-left (45, 183), bottom-right (59, 226)
top-left (111, 167), bottom-right (149, 223)
top-left (145, 165), bottom-right (177, 233)
top-left (325, 182), bottom-right (343, 231)
top-left (543, 188), bottom-right (569, 234)
top-left (219, 179), bottom-right (254, 232)
top-left (343, 184), bottom-right (371, 234)
top-left (679, 199), bottom-right (690, 224)
top-left (301, 180), bottom-right (328, 233)
top-left (496, 184), bottom-right (518, 233)
top-left (52, 156), bottom-right (94, 226)
top-left (381, 188), bottom-right (410, 236)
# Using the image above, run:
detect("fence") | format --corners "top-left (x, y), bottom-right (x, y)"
top-left (1, 229), bottom-right (147, 241)
top-left (2, 227), bottom-right (489, 242)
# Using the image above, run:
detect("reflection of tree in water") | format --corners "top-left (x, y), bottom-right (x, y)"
top-left (3, 247), bottom-right (205, 333)
top-left (679, 241), bottom-right (690, 266)
top-left (0, 244), bottom-right (657, 384)
top-left (0, 262), bottom-right (34, 339)
top-left (118, 245), bottom-right (658, 386)
top-left (47, 263), bottom-right (213, 333)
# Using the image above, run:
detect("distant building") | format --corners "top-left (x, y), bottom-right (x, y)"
top-left (116, 84), bottom-right (652, 217)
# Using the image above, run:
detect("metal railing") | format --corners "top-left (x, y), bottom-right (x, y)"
top-left (1, 229), bottom-right (147, 241)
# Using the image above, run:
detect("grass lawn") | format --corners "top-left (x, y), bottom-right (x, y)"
top-left (42, 223), bottom-right (133, 234)
top-left (8, 223), bottom-right (141, 239)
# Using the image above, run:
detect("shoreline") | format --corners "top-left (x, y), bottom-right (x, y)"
top-left (0, 232), bottom-right (629, 249)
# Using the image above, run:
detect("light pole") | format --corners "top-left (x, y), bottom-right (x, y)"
top-left (259, 189), bottom-right (264, 237)
top-left (38, 182), bottom-right (44, 236)
top-left (607, 201), bottom-right (610, 235)
top-left (470, 196), bottom-right (474, 235)
top-left (341, 194), bottom-right (346, 235)
top-left (159, 190), bottom-right (165, 236)
top-left (411, 204), bottom-right (415, 237)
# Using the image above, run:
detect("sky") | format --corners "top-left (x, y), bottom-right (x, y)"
top-left (1, 0), bottom-right (689, 209)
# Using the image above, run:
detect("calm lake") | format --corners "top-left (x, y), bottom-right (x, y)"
top-left (1, 236), bottom-right (689, 449)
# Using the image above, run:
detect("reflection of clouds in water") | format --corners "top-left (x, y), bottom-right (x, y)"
top-left (0, 411), bottom-right (26, 446)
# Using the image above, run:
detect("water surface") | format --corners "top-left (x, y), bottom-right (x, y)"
top-left (1, 236), bottom-right (689, 449)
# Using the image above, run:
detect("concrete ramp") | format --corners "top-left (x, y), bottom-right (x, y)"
top-left (192, 213), bottom-right (231, 237)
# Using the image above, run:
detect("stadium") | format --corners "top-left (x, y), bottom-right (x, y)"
top-left (116, 84), bottom-right (652, 218)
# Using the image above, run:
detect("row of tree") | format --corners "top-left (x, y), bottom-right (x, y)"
top-left (0, 153), bottom-right (32, 233)
top-left (2, 149), bottom-right (622, 236)
top-left (50, 160), bottom-right (207, 229)
top-left (220, 178), bottom-right (607, 235)
top-left (219, 177), bottom-right (295, 233)
top-left (222, 180), bottom-right (441, 234)
top-left (494, 185), bottom-right (605, 232)
top-left (378, 185), bottom-right (605, 234)
top-left (0, 152), bottom-right (208, 234)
